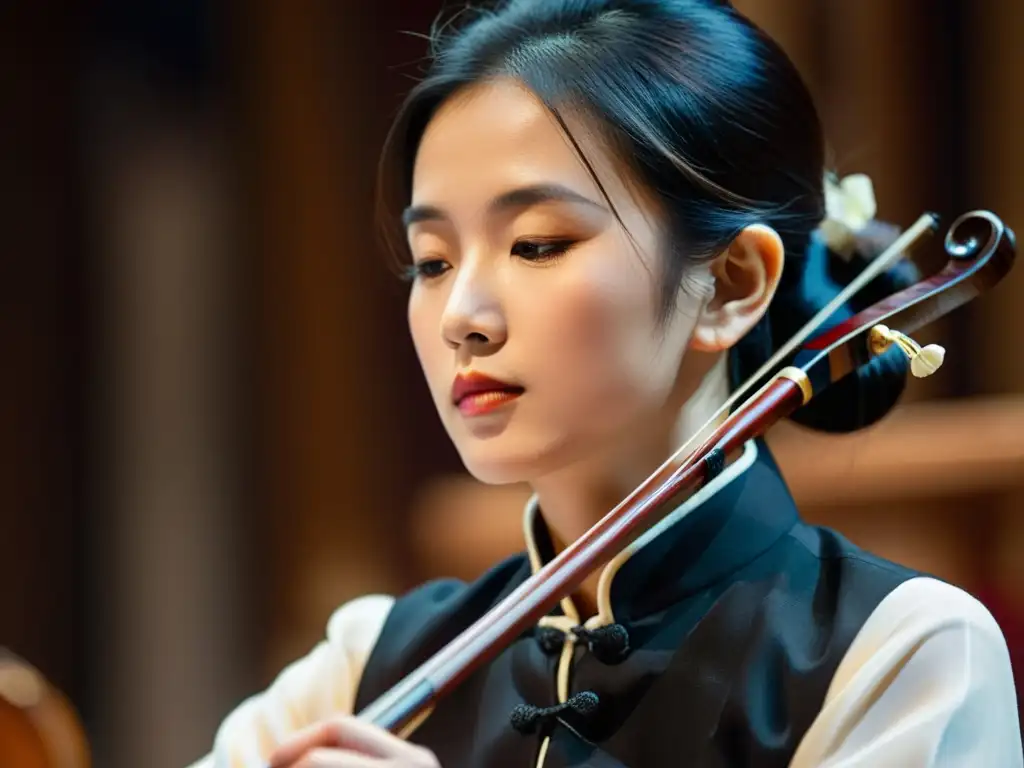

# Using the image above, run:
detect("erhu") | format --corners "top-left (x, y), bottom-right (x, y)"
top-left (354, 208), bottom-right (1015, 737)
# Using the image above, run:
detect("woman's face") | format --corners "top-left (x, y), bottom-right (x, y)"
top-left (405, 79), bottom-right (703, 484)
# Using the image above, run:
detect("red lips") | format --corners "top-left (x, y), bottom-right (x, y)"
top-left (451, 371), bottom-right (524, 415)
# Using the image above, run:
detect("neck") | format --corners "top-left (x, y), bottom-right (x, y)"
top-left (529, 353), bottom-right (730, 618)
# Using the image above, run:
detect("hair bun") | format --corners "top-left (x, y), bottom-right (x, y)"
top-left (730, 213), bottom-right (918, 434)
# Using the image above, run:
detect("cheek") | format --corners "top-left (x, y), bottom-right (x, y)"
top-left (407, 290), bottom-right (447, 403)
top-left (523, 261), bottom-right (667, 409)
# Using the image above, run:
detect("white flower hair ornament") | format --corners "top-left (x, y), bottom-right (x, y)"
top-left (819, 172), bottom-right (877, 259)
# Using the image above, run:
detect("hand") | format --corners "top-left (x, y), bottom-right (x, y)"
top-left (267, 715), bottom-right (441, 768)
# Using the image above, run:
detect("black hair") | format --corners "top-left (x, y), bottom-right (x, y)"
top-left (378, 0), bottom-right (911, 433)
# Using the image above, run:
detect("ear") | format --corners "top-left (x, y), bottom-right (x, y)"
top-left (689, 224), bottom-right (784, 353)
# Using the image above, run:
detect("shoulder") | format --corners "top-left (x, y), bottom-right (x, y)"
top-left (784, 522), bottom-right (924, 618)
top-left (202, 594), bottom-right (394, 768)
top-left (373, 553), bottom-right (530, 637)
top-left (324, 592), bottom-right (396, 647)
top-left (793, 576), bottom-right (1023, 766)
top-left (850, 575), bottom-right (1008, 649)
top-left (789, 521), bottom-right (919, 583)
top-left (355, 553), bottom-right (532, 709)
top-left (839, 576), bottom-right (1015, 695)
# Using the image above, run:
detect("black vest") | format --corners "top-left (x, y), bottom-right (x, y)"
top-left (354, 441), bottom-right (920, 767)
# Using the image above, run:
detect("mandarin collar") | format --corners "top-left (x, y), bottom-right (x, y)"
top-left (523, 439), bottom-right (800, 626)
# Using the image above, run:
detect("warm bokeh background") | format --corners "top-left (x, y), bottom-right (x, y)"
top-left (2, 1), bottom-right (1022, 766)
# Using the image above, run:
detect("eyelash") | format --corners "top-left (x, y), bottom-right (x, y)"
top-left (404, 238), bottom-right (577, 282)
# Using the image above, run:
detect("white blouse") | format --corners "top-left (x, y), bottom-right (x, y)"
top-left (188, 576), bottom-right (1022, 767)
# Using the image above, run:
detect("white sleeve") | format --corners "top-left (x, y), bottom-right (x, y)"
top-left (186, 593), bottom-right (394, 768)
top-left (791, 576), bottom-right (1023, 767)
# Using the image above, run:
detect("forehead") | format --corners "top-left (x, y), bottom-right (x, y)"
top-left (411, 78), bottom-right (626, 207)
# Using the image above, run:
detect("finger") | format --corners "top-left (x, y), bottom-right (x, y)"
top-left (287, 747), bottom-right (379, 768)
top-left (268, 716), bottom-right (427, 767)
top-left (266, 723), bottom-right (353, 767)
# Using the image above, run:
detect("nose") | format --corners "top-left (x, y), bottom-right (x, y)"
top-left (440, 265), bottom-right (507, 355)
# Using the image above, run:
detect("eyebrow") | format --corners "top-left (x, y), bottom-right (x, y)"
top-left (401, 183), bottom-right (607, 229)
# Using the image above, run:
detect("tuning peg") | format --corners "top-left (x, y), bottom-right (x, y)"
top-left (868, 324), bottom-right (946, 378)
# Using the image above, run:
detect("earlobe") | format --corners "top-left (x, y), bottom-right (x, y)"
top-left (689, 323), bottom-right (722, 353)
top-left (688, 224), bottom-right (784, 353)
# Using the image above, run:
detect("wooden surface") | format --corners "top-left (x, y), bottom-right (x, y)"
top-left (0, 651), bottom-right (90, 768)
top-left (772, 394), bottom-right (1024, 505)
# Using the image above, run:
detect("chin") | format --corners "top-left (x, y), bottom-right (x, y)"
top-left (453, 439), bottom-right (549, 486)
top-left (453, 429), bottom-right (576, 486)
top-left (460, 455), bottom-right (531, 486)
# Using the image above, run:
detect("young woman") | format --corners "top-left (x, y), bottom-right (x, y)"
top-left (193, 1), bottom-right (1022, 765)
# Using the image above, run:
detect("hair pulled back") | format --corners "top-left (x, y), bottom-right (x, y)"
top-left (379, 0), bottom-right (911, 433)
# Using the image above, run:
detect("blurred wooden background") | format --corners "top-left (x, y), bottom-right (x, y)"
top-left (1, 2), bottom-right (1022, 767)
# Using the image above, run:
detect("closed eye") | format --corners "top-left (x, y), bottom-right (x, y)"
top-left (511, 239), bottom-right (576, 263)
top-left (403, 238), bottom-right (576, 282)
top-left (403, 258), bottom-right (450, 282)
